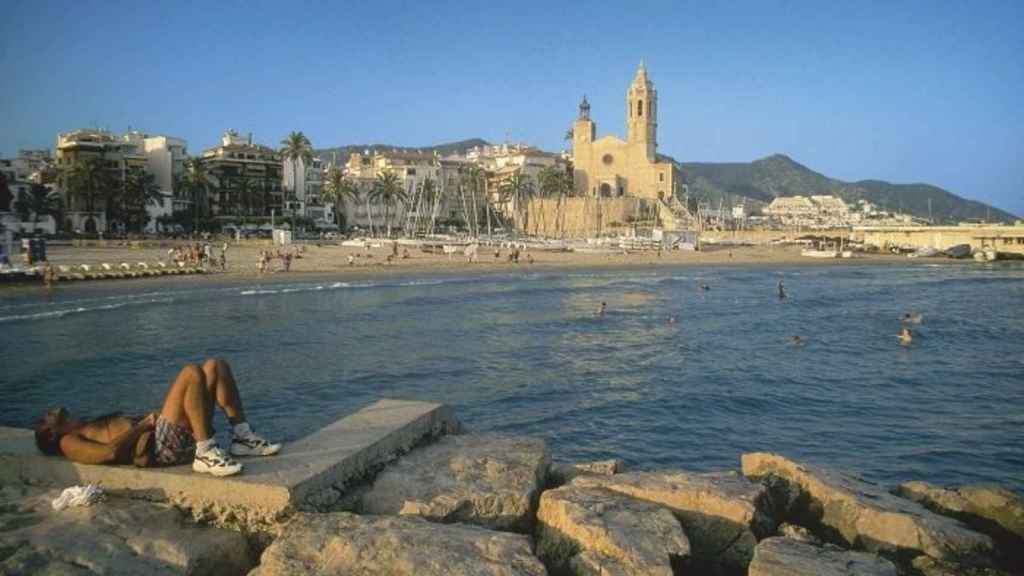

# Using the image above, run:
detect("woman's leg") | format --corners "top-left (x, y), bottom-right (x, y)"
top-left (159, 363), bottom-right (213, 441)
top-left (201, 358), bottom-right (245, 425)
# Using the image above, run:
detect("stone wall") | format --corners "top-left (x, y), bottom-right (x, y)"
top-left (522, 197), bottom-right (659, 238)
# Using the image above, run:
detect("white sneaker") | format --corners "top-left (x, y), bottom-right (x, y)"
top-left (230, 429), bottom-right (282, 457)
top-left (192, 446), bottom-right (243, 477)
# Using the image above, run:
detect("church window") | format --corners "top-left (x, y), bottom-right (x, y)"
top-left (638, 100), bottom-right (643, 117)
top-left (602, 154), bottom-right (614, 166)
top-left (659, 173), bottom-right (664, 182)
top-left (600, 183), bottom-right (612, 197)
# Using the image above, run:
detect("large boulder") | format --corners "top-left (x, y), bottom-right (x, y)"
top-left (742, 453), bottom-right (994, 566)
top-left (896, 481), bottom-right (1023, 567)
top-left (360, 433), bottom-right (549, 532)
top-left (910, 556), bottom-right (1010, 576)
top-left (749, 537), bottom-right (898, 576)
top-left (250, 512), bottom-right (547, 576)
top-left (0, 483), bottom-right (253, 576)
top-left (571, 470), bottom-right (775, 574)
top-left (548, 459), bottom-right (623, 487)
top-left (535, 483), bottom-right (690, 575)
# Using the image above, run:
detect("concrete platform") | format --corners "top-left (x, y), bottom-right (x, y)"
top-left (0, 399), bottom-right (459, 531)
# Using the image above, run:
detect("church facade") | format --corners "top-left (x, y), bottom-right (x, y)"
top-left (571, 63), bottom-right (683, 203)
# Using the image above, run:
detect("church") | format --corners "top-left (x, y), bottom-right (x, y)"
top-left (571, 63), bottom-right (683, 203)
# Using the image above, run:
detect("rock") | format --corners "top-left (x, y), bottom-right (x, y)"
top-left (896, 481), bottom-right (1024, 566)
top-left (250, 512), bottom-right (547, 576)
top-left (0, 483), bottom-right (253, 576)
top-left (742, 453), bottom-right (994, 565)
top-left (548, 459), bottom-right (623, 486)
top-left (571, 469), bottom-right (774, 574)
top-left (778, 522), bottom-right (821, 544)
top-left (535, 483), bottom-right (689, 575)
top-left (910, 555), bottom-right (1010, 576)
top-left (749, 537), bottom-right (899, 576)
top-left (360, 433), bottom-right (549, 532)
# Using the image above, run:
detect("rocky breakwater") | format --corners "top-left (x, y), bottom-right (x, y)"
top-left (741, 452), bottom-right (1014, 575)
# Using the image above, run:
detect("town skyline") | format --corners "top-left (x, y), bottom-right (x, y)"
top-left (2, 1), bottom-right (1021, 216)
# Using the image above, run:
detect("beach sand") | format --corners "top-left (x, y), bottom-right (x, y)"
top-left (15, 241), bottom-right (923, 292)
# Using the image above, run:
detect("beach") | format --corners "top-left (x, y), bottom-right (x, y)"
top-left (19, 241), bottom-right (920, 292)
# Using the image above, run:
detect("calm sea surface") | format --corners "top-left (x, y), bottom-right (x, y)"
top-left (2, 263), bottom-right (1022, 492)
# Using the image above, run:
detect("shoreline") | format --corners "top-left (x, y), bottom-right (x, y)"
top-left (1, 243), bottom-right (963, 295)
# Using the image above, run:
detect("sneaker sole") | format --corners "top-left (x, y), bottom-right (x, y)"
top-left (193, 463), bottom-right (243, 477)
top-left (230, 443), bottom-right (282, 457)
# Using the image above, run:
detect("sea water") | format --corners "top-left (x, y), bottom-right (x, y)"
top-left (2, 263), bottom-right (1022, 492)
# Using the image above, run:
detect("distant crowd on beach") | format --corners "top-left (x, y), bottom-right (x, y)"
top-left (168, 242), bottom-right (229, 271)
top-left (257, 246), bottom-right (305, 274)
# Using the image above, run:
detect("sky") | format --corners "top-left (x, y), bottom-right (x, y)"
top-left (1, 0), bottom-right (1021, 216)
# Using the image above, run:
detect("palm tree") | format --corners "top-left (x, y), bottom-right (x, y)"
top-left (0, 171), bottom-right (11, 212)
top-left (63, 157), bottom-right (109, 214)
top-left (182, 158), bottom-right (211, 231)
top-left (369, 170), bottom-right (406, 237)
top-left (280, 131), bottom-right (313, 214)
top-left (16, 184), bottom-right (62, 227)
top-left (499, 172), bottom-right (535, 236)
top-left (122, 170), bottom-right (162, 232)
top-left (537, 165), bottom-right (575, 237)
top-left (322, 165), bottom-right (360, 229)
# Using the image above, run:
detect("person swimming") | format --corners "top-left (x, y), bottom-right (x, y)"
top-left (778, 280), bottom-right (787, 300)
top-left (667, 315), bottom-right (678, 325)
top-left (597, 302), bottom-right (607, 318)
top-left (698, 283), bottom-right (710, 291)
top-left (898, 327), bottom-right (914, 346)
top-left (789, 335), bottom-right (804, 347)
top-left (901, 312), bottom-right (923, 324)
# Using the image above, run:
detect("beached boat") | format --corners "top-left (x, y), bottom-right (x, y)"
top-left (945, 244), bottom-right (972, 259)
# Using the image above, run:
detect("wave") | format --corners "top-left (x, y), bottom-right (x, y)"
top-left (0, 297), bottom-right (175, 324)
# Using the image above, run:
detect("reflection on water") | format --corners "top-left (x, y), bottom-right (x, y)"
top-left (1, 263), bottom-right (1023, 492)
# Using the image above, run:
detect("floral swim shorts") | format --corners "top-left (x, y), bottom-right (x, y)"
top-left (153, 415), bottom-right (196, 466)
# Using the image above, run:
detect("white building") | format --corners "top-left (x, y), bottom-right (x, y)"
top-left (283, 156), bottom-right (330, 226)
top-left (123, 132), bottom-right (188, 232)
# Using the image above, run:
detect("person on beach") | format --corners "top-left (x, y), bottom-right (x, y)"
top-left (33, 358), bottom-right (279, 477)
top-left (220, 242), bottom-right (228, 271)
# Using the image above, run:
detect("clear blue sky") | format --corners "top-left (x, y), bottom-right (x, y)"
top-left (1, 0), bottom-right (1021, 215)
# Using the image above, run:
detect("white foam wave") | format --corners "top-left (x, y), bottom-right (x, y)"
top-left (0, 297), bottom-right (175, 324)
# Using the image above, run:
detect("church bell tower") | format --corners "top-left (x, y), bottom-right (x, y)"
top-left (626, 61), bottom-right (657, 161)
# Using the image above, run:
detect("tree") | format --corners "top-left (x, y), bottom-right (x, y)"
top-left (369, 170), bottom-right (406, 237)
top-left (0, 171), bottom-right (11, 212)
top-left (499, 172), bottom-right (535, 236)
top-left (16, 184), bottom-right (63, 227)
top-left (322, 166), bottom-right (360, 229)
top-left (460, 165), bottom-right (486, 237)
top-left (121, 170), bottom-right (162, 232)
top-left (537, 165), bottom-right (574, 237)
top-left (181, 158), bottom-right (212, 231)
top-left (280, 131), bottom-right (313, 213)
top-left (62, 157), bottom-right (110, 214)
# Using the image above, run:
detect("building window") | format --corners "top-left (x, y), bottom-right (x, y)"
top-left (638, 100), bottom-right (643, 117)
top-left (407, 168), bottom-right (416, 176)
top-left (602, 154), bottom-right (613, 166)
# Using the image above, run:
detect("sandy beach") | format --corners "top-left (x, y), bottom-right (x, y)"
top-left (10, 240), bottom-right (927, 291)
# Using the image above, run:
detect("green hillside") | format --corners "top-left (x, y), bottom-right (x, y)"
top-left (680, 154), bottom-right (1017, 223)
top-left (316, 138), bottom-right (489, 166)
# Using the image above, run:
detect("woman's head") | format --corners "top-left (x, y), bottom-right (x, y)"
top-left (34, 407), bottom-right (71, 456)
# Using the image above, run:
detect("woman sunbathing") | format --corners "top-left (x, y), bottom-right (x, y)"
top-left (33, 358), bottom-right (280, 477)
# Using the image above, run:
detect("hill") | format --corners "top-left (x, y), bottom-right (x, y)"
top-left (679, 154), bottom-right (1017, 223)
top-left (316, 138), bottom-right (489, 165)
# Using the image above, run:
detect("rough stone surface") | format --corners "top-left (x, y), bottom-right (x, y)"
top-left (910, 555), bottom-right (1010, 576)
top-left (571, 469), bottom-right (774, 574)
top-left (249, 512), bottom-right (547, 576)
top-left (360, 433), bottom-right (549, 532)
top-left (0, 483), bottom-right (253, 576)
top-left (536, 484), bottom-right (689, 575)
top-left (749, 537), bottom-right (899, 576)
top-left (548, 459), bottom-right (623, 487)
top-left (897, 481), bottom-right (1024, 558)
top-left (778, 522), bottom-right (821, 544)
top-left (742, 453), bottom-right (994, 565)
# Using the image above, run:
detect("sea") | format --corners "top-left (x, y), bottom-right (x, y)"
top-left (2, 263), bottom-right (1022, 493)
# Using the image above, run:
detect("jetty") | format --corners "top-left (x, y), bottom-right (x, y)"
top-left (1, 401), bottom-right (1020, 575)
